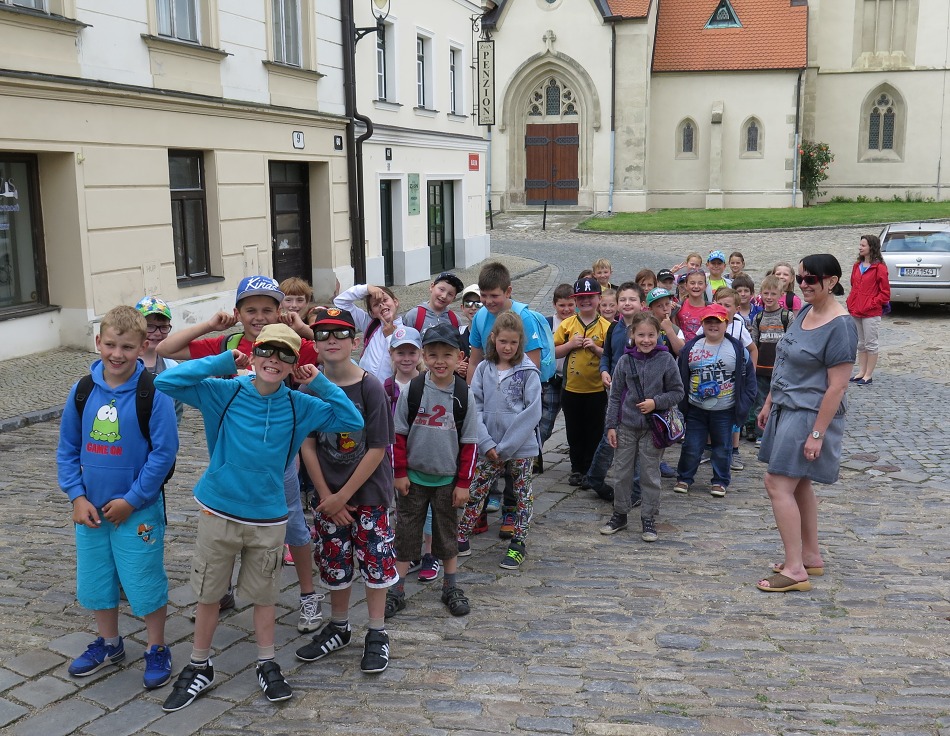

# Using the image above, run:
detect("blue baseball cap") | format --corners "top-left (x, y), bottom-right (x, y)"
top-left (707, 250), bottom-right (726, 263)
top-left (235, 276), bottom-right (283, 305)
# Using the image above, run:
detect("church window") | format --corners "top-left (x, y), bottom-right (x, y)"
top-left (682, 123), bottom-right (694, 153)
top-left (545, 79), bottom-right (561, 116)
top-left (525, 77), bottom-right (580, 119)
top-left (705, 0), bottom-right (742, 29)
top-left (860, 85), bottom-right (904, 161)
top-left (676, 118), bottom-right (698, 159)
top-left (868, 93), bottom-right (895, 150)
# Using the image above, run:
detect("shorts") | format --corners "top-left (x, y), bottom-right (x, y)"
top-left (75, 501), bottom-right (167, 617)
top-left (191, 512), bottom-right (285, 606)
top-left (283, 460), bottom-right (311, 547)
top-left (853, 316), bottom-right (881, 354)
top-left (314, 505), bottom-right (397, 590)
top-left (394, 480), bottom-right (460, 562)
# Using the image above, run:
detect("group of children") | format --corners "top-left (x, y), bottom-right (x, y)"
top-left (57, 248), bottom-right (802, 709)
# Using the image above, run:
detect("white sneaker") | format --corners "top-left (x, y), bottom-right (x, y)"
top-left (297, 593), bottom-right (325, 633)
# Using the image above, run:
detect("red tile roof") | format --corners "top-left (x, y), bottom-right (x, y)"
top-left (605, 0), bottom-right (651, 18)
top-left (653, 0), bottom-right (807, 72)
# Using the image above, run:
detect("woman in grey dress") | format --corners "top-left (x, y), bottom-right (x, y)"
top-left (755, 254), bottom-right (858, 592)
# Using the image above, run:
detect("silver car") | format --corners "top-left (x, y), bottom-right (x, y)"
top-left (880, 222), bottom-right (950, 305)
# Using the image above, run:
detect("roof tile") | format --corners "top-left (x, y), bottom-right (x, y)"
top-left (653, 0), bottom-right (807, 72)
top-left (606, 0), bottom-right (651, 18)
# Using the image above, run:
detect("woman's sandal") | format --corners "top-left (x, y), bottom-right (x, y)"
top-left (771, 562), bottom-right (824, 577)
top-left (757, 573), bottom-right (812, 593)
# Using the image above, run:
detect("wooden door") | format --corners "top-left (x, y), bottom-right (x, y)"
top-left (379, 180), bottom-right (394, 286)
top-left (269, 162), bottom-right (312, 284)
top-left (524, 123), bottom-right (579, 205)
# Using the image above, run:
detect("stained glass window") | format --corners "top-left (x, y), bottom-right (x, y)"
top-left (868, 93), bottom-right (896, 151)
top-left (682, 123), bottom-right (694, 154)
top-left (545, 80), bottom-right (561, 116)
top-left (746, 121), bottom-right (759, 152)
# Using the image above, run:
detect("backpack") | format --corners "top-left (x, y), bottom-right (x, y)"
top-left (362, 319), bottom-right (382, 357)
top-left (785, 292), bottom-right (795, 310)
top-left (218, 332), bottom-right (244, 353)
top-left (753, 308), bottom-right (792, 336)
top-left (74, 370), bottom-right (176, 521)
top-left (413, 308), bottom-right (459, 333)
top-left (405, 372), bottom-right (468, 434)
top-left (475, 304), bottom-right (555, 382)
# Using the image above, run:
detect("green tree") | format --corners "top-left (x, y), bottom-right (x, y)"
top-left (799, 140), bottom-right (834, 206)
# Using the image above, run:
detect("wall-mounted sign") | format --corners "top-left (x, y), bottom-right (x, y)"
top-left (477, 40), bottom-right (495, 126)
top-left (334, 135), bottom-right (344, 151)
top-left (385, 147), bottom-right (393, 161)
top-left (407, 173), bottom-right (420, 215)
top-left (469, 154), bottom-right (479, 171)
top-left (292, 131), bottom-right (305, 149)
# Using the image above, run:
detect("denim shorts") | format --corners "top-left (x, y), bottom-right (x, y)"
top-left (75, 501), bottom-right (168, 617)
top-left (283, 460), bottom-right (311, 547)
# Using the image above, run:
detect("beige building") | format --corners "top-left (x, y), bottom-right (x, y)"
top-left (0, 0), bottom-right (350, 360)
top-left (354, 0), bottom-right (489, 287)
top-left (484, 0), bottom-right (950, 212)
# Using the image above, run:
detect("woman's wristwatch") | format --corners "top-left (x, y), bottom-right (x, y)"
top-left (811, 430), bottom-right (825, 440)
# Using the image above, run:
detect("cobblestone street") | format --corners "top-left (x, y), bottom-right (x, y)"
top-left (0, 219), bottom-right (948, 735)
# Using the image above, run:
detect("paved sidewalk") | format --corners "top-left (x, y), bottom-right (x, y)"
top-left (1, 225), bottom-right (949, 735)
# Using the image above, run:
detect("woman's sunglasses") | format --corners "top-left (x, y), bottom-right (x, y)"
top-left (313, 328), bottom-right (355, 342)
top-left (252, 344), bottom-right (297, 364)
top-left (795, 274), bottom-right (822, 286)
top-left (463, 300), bottom-right (482, 308)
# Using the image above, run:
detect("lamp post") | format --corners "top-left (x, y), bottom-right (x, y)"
top-left (341, 0), bottom-right (390, 284)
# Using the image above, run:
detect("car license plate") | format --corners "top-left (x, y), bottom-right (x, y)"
top-left (899, 267), bottom-right (938, 277)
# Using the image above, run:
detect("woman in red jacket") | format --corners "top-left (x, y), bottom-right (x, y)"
top-left (846, 234), bottom-right (890, 386)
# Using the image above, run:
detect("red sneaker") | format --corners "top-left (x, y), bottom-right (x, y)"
top-left (472, 509), bottom-right (489, 535)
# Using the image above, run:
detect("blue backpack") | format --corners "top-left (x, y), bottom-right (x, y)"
top-left (474, 303), bottom-right (556, 382)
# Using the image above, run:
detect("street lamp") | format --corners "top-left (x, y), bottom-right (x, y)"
top-left (342, 0), bottom-right (391, 283)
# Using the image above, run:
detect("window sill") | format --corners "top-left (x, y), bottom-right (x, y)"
top-left (447, 112), bottom-right (469, 121)
top-left (263, 60), bottom-right (325, 82)
top-left (0, 4), bottom-right (88, 35)
top-left (141, 34), bottom-right (230, 61)
top-left (740, 151), bottom-right (764, 159)
top-left (675, 153), bottom-right (698, 160)
top-left (0, 303), bottom-right (60, 324)
top-left (860, 150), bottom-right (903, 163)
top-left (373, 99), bottom-right (402, 112)
top-left (413, 106), bottom-right (439, 118)
top-left (176, 275), bottom-right (226, 289)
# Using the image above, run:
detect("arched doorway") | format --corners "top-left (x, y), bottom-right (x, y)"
top-left (524, 77), bottom-right (580, 205)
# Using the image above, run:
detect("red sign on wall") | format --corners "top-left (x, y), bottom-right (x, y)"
top-left (468, 153), bottom-right (480, 171)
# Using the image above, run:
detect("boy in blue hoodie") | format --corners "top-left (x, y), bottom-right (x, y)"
top-left (154, 323), bottom-right (363, 711)
top-left (58, 306), bottom-right (179, 690)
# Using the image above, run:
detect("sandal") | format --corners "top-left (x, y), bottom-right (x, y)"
top-left (440, 586), bottom-right (470, 616)
top-left (757, 573), bottom-right (811, 593)
top-left (771, 562), bottom-right (824, 577)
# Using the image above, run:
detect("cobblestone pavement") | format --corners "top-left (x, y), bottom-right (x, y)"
top-left (0, 219), bottom-right (949, 735)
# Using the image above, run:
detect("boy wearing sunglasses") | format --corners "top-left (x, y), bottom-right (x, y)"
top-left (295, 308), bottom-right (398, 674)
top-left (155, 323), bottom-right (364, 710)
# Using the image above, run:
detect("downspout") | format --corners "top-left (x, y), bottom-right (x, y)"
top-left (341, 0), bottom-right (367, 282)
top-left (937, 1), bottom-right (950, 200)
top-left (792, 67), bottom-right (804, 208)
top-left (608, 22), bottom-right (617, 214)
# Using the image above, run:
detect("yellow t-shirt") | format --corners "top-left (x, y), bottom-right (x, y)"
top-left (554, 314), bottom-right (612, 394)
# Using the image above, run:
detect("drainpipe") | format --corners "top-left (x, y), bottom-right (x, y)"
top-left (792, 67), bottom-right (804, 207)
top-left (341, 0), bottom-right (368, 282)
top-left (608, 23), bottom-right (617, 214)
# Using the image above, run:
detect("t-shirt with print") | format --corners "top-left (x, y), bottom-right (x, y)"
top-left (188, 334), bottom-right (319, 367)
top-left (553, 314), bottom-right (611, 394)
top-left (309, 374), bottom-right (395, 507)
top-left (750, 308), bottom-right (790, 376)
top-left (686, 337), bottom-right (737, 411)
top-left (676, 300), bottom-right (707, 342)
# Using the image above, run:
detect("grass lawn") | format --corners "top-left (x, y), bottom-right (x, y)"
top-left (579, 201), bottom-right (950, 232)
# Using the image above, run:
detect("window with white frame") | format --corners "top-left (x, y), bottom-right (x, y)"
top-left (3, 0), bottom-right (48, 10)
top-left (376, 25), bottom-right (388, 100)
top-left (416, 36), bottom-right (427, 108)
top-left (448, 47), bottom-right (459, 114)
top-left (157, 0), bottom-right (199, 43)
top-left (272, 0), bottom-right (301, 66)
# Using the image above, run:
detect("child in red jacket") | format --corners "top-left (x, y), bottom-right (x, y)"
top-left (846, 234), bottom-right (891, 386)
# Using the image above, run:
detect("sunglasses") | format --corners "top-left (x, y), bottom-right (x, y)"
top-left (252, 344), bottom-right (297, 364)
top-left (313, 328), bottom-right (355, 342)
top-left (146, 324), bottom-right (172, 334)
top-left (795, 274), bottom-right (822, 286)
top-left (463, 300), bottom-right (482, 308)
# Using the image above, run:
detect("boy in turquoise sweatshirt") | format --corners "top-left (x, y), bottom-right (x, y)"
top-left (154, 323), bottom-right (363, 711)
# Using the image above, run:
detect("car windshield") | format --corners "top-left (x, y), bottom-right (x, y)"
top-left (883, 231), bottom-right (950, 253)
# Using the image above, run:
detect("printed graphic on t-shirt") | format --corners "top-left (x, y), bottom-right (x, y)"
top-left (90, 400), bottom-right (121, 442)
top-left (413, 402), bottom-right (456, 431)
top-left (688, 340), bottom-right (736, 404)
top-left (678, 302), bottom-right (705, 342)
top-left (316, 398), bottom-right (368, 465)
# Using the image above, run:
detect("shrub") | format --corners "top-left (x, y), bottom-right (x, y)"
top-left (799, 140), bottom-right (834, 205)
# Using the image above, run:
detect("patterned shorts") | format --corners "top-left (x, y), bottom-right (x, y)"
top-left (314, 505), bottom-right (397, 590)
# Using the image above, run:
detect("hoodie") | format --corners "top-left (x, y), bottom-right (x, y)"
top-left (154, 352), bottom-right (364, 522)
top-left (472, 355), bottom-right (542, 461)
top-left (58, 360), bottom-right (179, 510)
top-left (604, 345), bottom-right (684, 432)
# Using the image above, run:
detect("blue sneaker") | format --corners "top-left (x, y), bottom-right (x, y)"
top-left (143, 644), bottom-right (172, 689)
top-left (485, 496), bottom-right (501, 513)
top-left (68, 637), bottom-right (125, 677)
top-left (659, 462), bottom-right (676, 478)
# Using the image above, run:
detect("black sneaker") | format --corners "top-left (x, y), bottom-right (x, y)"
top-left (256, 660), bottom-right (292, 702)
top-left (295, 622), bottom-right (352, 662)
top-left (594, 484), bottom-right (614, 502)
top-left (599, 512), bottom-right (628, 535)
top-left (568, 472), bottom-right (584, 486)
top-left (441, 586), bottom-right (471, 616)
top-left (384, 590), bottom-right (407, 619)
top-left (360, 630), bottom-right (390, 674)
top-left (499, 541), bottom-right (526, 570)
top-left (641, 517), bottom-right (658, 543)
top-left (162, 661), bottom-right (215, 712)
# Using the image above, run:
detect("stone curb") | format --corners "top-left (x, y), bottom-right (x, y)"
top-left (572, 216), bottom-right (950, 237)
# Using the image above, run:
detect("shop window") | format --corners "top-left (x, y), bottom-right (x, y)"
top-left (0, 155), bottom-right (47, 311)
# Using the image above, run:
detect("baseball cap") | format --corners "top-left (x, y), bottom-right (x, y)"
top-left (434, 272), bottom-right (465, 295)
top-left (253, 323), bottom-right (301, 356)
top-left (310, 307), bottom-right (357, 331)
top-left (656, 269), bottom-right (676, 283)
top-left (461, 283), bottom-right (481, 301)
top-left (701, 303), bottom-right (729, 322)
top-left (646, 287), bottom-right (673, 306)
top-left (236, 275), bottom-right (283, 306)
top-left (707, 250), bottom-right (726, 263)
top-left (573, 277), bottom-right (602, 296)
top-left (421, 322), bottom-right (461, 349)
top-left (135, 296), bottom-right (172, 320)
top-left (390, 325), bottom-right (422, 350)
